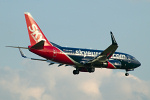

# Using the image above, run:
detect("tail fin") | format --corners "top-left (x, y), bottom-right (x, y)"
top-left (24, 12), bottom-right (53, 46)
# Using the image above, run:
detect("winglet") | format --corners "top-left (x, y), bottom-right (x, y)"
top-left (19, 48), bottom-right (48, 61)
top-left (19, 48), bottom-right (27, 58)
top-left (110, 31), bottom-right (118, 45)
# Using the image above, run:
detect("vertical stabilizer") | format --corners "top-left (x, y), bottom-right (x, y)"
top-left (24, 12), bottom-right (53, 46)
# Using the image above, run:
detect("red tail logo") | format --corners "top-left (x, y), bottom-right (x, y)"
top-left (28, 24), bottom-right (46, 43)
top-left (24, 12), bottom-right (52, 46)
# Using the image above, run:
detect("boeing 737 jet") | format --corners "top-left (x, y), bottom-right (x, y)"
top-left (7, 12), bottom-right (141, 76)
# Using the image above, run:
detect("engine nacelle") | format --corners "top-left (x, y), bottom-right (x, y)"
top-left (93, 62), bottom-right (108, 68)
top-left (102, 62), bottom-right (108, 67)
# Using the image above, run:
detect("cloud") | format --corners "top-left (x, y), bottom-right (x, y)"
top-left (0, 60), bottom-right (150, 100)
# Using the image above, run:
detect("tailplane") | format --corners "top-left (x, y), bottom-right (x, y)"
top-left (24, 12), bottom-right (53, 46)
top-left (30, 40), bottom-right (45, 49)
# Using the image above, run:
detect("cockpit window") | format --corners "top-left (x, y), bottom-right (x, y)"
top-left (131, 57), bottom-right (137, 61)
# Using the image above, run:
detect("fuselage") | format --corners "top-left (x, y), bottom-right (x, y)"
top-left (29, 42), bottom-right (141, 71)
top-left (58, 46), bottom-right (141, 70)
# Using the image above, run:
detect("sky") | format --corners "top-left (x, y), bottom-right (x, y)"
top-left (0, 0), bottom-right (150, 100)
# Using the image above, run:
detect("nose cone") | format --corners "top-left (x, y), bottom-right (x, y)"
top-left (135, 60), bottom-right (141, 68)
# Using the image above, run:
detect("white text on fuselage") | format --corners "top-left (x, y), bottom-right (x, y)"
top-left (75, 50), bottom-right (101, 57)
top-left (65, 49), bottom-right (127, 59)
top-left (111, 54), bottom-right (127, 60)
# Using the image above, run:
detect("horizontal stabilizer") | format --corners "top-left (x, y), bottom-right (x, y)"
top-left (30, 40), bottom-right (45, 49)
top-left (6, 46), bottom-right (28, 49)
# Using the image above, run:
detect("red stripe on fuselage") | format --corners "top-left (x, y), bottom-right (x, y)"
top-left (29, 46), bottom-right (75, 65)
top-left (107, 61), bottom-right (116, 69)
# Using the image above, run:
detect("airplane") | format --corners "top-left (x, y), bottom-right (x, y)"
top-left (7, 12), bottom-right (141, 76)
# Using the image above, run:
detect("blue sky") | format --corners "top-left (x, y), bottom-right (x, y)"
top-left (0, 0), bottom-right (150, 100)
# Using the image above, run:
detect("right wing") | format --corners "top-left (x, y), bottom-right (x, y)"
top-left (86, 32), bottom-right (118, 65)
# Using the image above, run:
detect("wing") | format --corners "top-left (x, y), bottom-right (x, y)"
top-left (87, 32), bottom-right (118, 64)
top-left (6, 46), bottom-right (63, 66)
top-left (18, 48), bottom-right (65, 66)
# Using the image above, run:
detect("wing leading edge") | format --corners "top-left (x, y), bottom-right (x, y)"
top-left (86, 32), bottom-right (118, 64)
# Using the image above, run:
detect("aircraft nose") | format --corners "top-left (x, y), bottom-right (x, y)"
top-left (136, 60), bottom-right (141, 67)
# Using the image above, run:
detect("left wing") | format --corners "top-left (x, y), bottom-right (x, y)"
top-left (87, 32), bottom-right (118, 64)
top-left (19, 48), bottom-right (47, 61)
top-left (18, 48), bottom-right (64, 66)
top-left (6, 46), bottom-right (64, 66)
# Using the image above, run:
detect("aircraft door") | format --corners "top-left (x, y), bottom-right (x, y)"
top-left (53, 48), bottom-right (57, 57)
